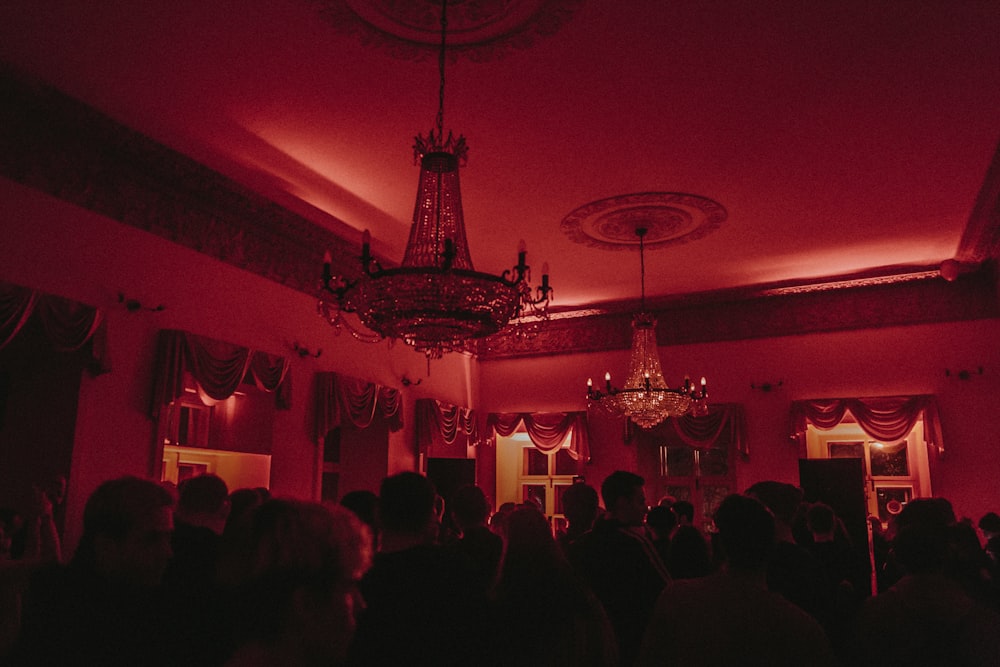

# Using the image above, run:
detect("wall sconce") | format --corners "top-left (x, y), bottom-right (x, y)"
top-left (293, 343), bottom-right (322, 359)
top-left (401, 375), bottom-right (422, 387)
top-left (750, 380), bottom-right (783, 393)
top-left (945, 367), bottom-right (983, 380)
top-left (118, 292), bottom-right (165, 312)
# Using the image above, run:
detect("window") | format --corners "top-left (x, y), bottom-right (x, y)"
top-left (658, 443), bottom-right (736, 533)
top-left (496, 431), bottom-right (579, 528)
top-left (807, 421), bottom-right (931, 526)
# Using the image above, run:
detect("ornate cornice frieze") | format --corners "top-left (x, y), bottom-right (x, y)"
top-left (2, 66), bottom-right (997, 363)
top-left (0, 66), bottom-right (365, 299)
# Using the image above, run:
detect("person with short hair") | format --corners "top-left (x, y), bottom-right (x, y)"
top-left (224, 499), bottom-right (371, 667)
top-left (349, 472), bottom-right (490, 666)
top-left (638, 494), bottom-right (833, 666)
top-left (11, 476), bottom-right (176, 665)
top-left (568, 471), bottom-right (669, 666)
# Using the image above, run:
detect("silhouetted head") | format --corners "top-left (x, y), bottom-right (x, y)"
top-left (451, 485), bottom-right (491, 530)
top-left (713, 494), bottom-right (776, 572)
top-left (601, 471), bottom-right (647, 526)
top-left (744, 481), bottom-right (803, 526)
top-left (890, 497), bottom-right (955, 574)
top-left (378, 472), bottom-right (437, 535)
top-left (75, 476), bottom-right (175, 587)
top-left (232, 499), bottom-right (371, 665)
top-left (339, 490), bottom-right (378, 532)
top-left (672, 500), bottom-right (695, 525)
top-left (177, 474), bottom-right (228, 515)
top-left (561, 482), bottom-right (599, 529)
top-left (645, 505), bottom-right (678, 539)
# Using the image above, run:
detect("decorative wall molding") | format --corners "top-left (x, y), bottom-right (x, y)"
top-left (2, 66), bottom-right (998, 363)
top-left (0, 66), bottom-right (365, 300)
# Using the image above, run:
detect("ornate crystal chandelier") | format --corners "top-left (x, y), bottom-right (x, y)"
top-left (587, 227), bottom-right (707, 429)
top-left (318, 0), bottom-right (552, 360)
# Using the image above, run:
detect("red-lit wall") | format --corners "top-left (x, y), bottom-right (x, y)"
top-left (3, 174), bottom-right (999, 555)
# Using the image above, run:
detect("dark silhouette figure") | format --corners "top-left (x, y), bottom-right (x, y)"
top-left (489, 505), bottom-right (618, 666)
top-left (449, 484), bottom-right (503, 591)
top-left (745, 481), bottom-right (832, 629)
top-left (643, 505), bottom-right (676, 566)
top-left (568, 471), bottom-right (669, 667)
top-left (164, 473), bottom-right (231, 667)
top-left (11, 476), bottom-right (176, 666)
top-left (339, 490), bottom-right (378, 535)
top-left (672, 500), bottom-right (695, 526)
top-left (852, 498), bottom-right (1000, 666)
top-left (638, 494), bottom-right (833, 666)
top-left (223, 499), bottom-right (371, 667)
top-left (348, 472), bottom-right (489, 666)
top-left (558, 481), bottom-right (600, 552)
top-left (667, 524), bottom-right (713, 580)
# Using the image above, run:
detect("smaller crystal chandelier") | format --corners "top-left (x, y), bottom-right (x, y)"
top-left (317, 0), bottom-right (552, 360)
top-left (587, 227), bottom-right (707, 429)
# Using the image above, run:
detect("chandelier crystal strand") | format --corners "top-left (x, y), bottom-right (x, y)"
top-left (586, 226), bottom-right (708, 428)
top-left (318, 0), bottom-right (552, 359)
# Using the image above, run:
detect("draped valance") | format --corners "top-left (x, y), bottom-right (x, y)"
top-left (150, 329), bottom-right (291, 418)
top-left (0, 280), bottom-right (108, 373)
top-left (314, 372), bottom-right (402, 442)
top-left (488, 412), bottom-right (591, 463)
top-left (415, 399), bottom-right (480, 450)
top-left (628, 404), bottom-right (748, 457)
top-left (789, 395), bottom-right (944, 456)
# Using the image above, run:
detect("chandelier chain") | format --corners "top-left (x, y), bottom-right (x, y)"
top-left (436, 0), bottom-right (448, 140)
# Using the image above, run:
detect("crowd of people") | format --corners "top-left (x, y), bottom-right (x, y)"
top-left (2, 468), bottom-right (1000, 666)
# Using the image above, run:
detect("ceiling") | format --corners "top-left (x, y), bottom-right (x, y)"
top-left (1, 0), bottom-right (998, 312)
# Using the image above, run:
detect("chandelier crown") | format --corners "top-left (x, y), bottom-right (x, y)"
top-left (587, 227), bottom-right (708, 428)
top-left (318, 0), bottom-right (552, 360)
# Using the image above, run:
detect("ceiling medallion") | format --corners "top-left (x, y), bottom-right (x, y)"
top-left (561, 192), bottom-right (727, 250)
top-left (313, 0), bottom-right (586, 61)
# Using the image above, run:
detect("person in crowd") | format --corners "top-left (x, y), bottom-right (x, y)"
top-left (489, 505), bottom-right (618, 666)
top-left (10, 475), bottom-right (176, 666)
top-left (852, 498), bottom-right (1000, 666)
top-left (348, 472), bottom-right (489, 666)
top-left (223, 499), bottom-right (371, 667)
top-left (489, 501), bottom-right (517, 537)
top-left (449, 484), bottom-right (503, 590)
top-left (339, 490), bottom-right (378, 538)
top-left (558, 481), bottom-right (600, 552)
top-left (164, 473), bottom-right (231, 667)
top-left (979, 512), bottom-right (1000, 566)
top-left (671, 500), bottom-right (695, 527)
top-left (644, 505), bottom-right (676, 566)
top-left (667, 524), bottom-right (713, 580)
top-left (568, 471), bottom-right (669, 667)
top-left (0, 485), bottom-right (62, 659)
top-left (637, 494), bottom-right (833, 666)
top-left (167, 474), bottom-right (229, 588)
top-left (745, 481), bottom-right (832, 629)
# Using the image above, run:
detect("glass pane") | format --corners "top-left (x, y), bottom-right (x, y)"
top-left (829, 441), bottom-right (866, 476)
top-left (665, 485), bottom-right (692, 503)
top-left (522, 484), bottom-right (546, 511)
top-left (554, 448), bottom-right (577, 475)
top-left (662, 447), bottom-right (695, 477)
top-left (871, 442), bottom-right (909, 476)
top-left (523, 448), bottom-right (548, 476)
top-left (699, 448), bottom-right (729, 477)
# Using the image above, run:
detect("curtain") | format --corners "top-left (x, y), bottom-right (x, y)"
top-left (789, 395), bottom-right (944, 456)
top-left (150, 329), bottom-right (291, 418)
top-left (314, 372), bottom-right (402, 442)
top-left (0, 280), bottom-right (108, 373)
top-left (487, 411), bottom-right (591, 462)
top-left (626, 404), bottom-right (748, 456)
top-left (415, 398), bottom-right (480, 450)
